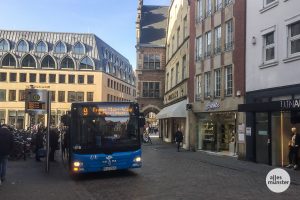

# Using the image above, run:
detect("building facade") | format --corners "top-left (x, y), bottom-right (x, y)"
top-left (135, 0), bottom-right (168, 132)
top-left (157, 0), bottom-right (196, 149)
top-left (239, 0), bottom-right (300, 166)
top-left (192, 0), bottom-right (246, 156)
top-left (0, 30), bottom-right (136, 129)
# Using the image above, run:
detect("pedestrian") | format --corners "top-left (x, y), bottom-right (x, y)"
top-left (49, 128), bottom-right (59, 162)
top-left (35, 127), bottom-right (44, 162)
top-left (0, 124), bottom-right (14, 185)
top-left (174, 128), bottom-right (183, 152)
top-left (286, 127), bottom-right (300, 170)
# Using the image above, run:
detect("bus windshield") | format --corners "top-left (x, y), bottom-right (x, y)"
top-left (74, 116), bottom-right (139, 149)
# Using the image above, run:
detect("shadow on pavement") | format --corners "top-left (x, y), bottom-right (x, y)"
top-left (72, 169), bottom-right (139, 181)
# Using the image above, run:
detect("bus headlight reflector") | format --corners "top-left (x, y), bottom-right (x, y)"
top-left (73, 161), bottom-right (82, 167)
top-left (134, 156), bottom-right (142, 162)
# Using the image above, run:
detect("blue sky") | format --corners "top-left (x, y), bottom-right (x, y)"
top-left (0, 0), bottom-right (170, 68)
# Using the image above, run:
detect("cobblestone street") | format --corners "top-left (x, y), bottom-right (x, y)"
top-left (1, 138), bottom-right (300, 200)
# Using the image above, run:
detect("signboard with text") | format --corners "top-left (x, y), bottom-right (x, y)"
top-left (25, 89), bottom-right (48, 114)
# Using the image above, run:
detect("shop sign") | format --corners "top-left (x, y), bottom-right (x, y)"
top-left (205, 101), bottom-right (220, 111)
top-left (281, 99), bottom-right (300, 110)
top-left (168, 91), bottom-right (178, 101)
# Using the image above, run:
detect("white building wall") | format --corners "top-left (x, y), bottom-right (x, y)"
top-left (246, 0), bottom-right (300, 92)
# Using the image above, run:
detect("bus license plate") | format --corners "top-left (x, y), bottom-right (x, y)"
top-left (103, 166), bottom-right (117, 171)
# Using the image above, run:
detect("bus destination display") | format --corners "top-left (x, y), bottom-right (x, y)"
top-left (81, 106), bottom-right (133, 116)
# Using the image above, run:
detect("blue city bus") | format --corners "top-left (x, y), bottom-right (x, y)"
top-left (64, 102), bottom-right (144, 174)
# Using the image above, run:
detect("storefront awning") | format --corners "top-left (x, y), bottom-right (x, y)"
top-left (156, 100), bottom-right (187, 119)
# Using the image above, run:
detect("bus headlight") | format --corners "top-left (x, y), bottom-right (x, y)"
top-left (134, 156), bottom-right (142, 162)
top-left (73, 161), bottom-right (83, 167)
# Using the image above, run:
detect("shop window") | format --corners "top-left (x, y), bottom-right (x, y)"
top-left (0, 110), bottom-right (5, 125)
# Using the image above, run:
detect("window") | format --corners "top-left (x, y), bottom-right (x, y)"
top-left (55, 41), bottom-right (66, 53)
top-left (177, 26), bottom-right (180, 47)
top-left (68, 91), bottom-right (76, 102)
top-left (182, 55), bottom-right (187, 80)
top-left (49, 74), bottom-right (56, 83)
top-left (36, 41), bottom-right (47, 53)
top-left (41, 55), bottom-right (55, 68)
top-left (68, 75), bottom-right (75, 84)
top-left (50, 91), bottom-right (56, 102)
top-left (263, 0), bottom-right (275, 7)
top-left (0, 39), bottom-right (9, 51)
top-left (78, 75), bottom-right (84, 84)
top-left (196, 36), bottom-right (202, 61)
top-left (21, 54), bottom-right (36, 68)
top-left (166, 73), bottom-right (169, 91)
top-left (2, 54), bottom-right (16, 67)
top-left (183, 16), bottom-right (188, 38)
top-left (206, 0), bottom-right (212, 17)
top-left (204, 72), bottom-right (211, 98)
top-left (76, 92), bottom-right (84, 102)
top-left (225, 0), bottom-right (233, 6)
top-left (61, 57), bottom-right (74, 69)
top-left (0, 73), bottom-right (7, 82)
top-left (264, 32), bottom-right (275, 62)
top-left (195, 75), bottom-right (201, 101)
top-left (172, 36), bottom-right (175, 54)
top-left (59, 74), bottom-right (65, 83)
top-left (17, 40), bottom-right (28, 52)
top-left (73, 42), bottom-right (85, 54)
top-left (214, 26), bottom-right (222, 54)
top-left (58, 91), bottom-right (65, 102)
top-left (80, 57), bottom-right (93, 70)
top-left (225, 65), bottom-right (233, 96)
top-left (143, 54), bottom-right (160, 69)
top-left (87, 75), bottom-right (94, 84)
top-left (29, 73), bottom-right (36, 83)
top-left (214, 69), bottom-right (221, 97)
top-left (205, 31), bottom-right (211, 57)
top-left (171, 68), bottom-right (174, 88)
top-left (176, 62), bottom-right (179, 84)
top-left (9, 73), bottom-right (16, 82)
top-left (87, 92), bottom-right (93, 102)
top-left (289, 21), bottom-right (300, 55)
top-left (107, 78), bottom-right (110, 87)
top-left (19, 90), bottom-right (25, 101)
top-left (225, 20), bottom-right (233, 51)
top-left (197, 0), bottom-right (203, 22)
top-left (0, 90), bottom-right (6, 101)
top-left (9, 90), bottom-right (16, 101)
top-left (215, 0), bottom-right (222, 11)
top-left (19, 73), bottom-right (26, 82)
top-left (142, 82), bottom-right (160, 98)
top-left (40, 74), bottom-right (46, 83)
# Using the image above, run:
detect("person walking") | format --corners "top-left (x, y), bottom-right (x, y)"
top-left (49, 128), bottom-right (59, 162)
top-left (0, 124), bottom-right (14, 185)
top-left (35, 127), bottom-right (44, 162)
top-left (174, 128), bottom-right (183, 152)
top-left (287, 127), bottom-right (300, 170)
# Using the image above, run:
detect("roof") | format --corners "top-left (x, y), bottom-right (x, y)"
top-left (140, 5), bottom-right (169, 47)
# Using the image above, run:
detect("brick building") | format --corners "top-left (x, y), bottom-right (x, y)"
top-left (135, 0), bottom-right (169, 131)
